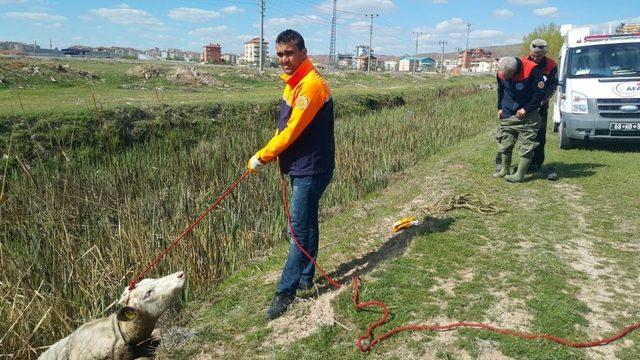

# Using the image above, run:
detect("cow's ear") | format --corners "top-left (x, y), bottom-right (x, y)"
top-left (117, 306), bottom-right (138, 322)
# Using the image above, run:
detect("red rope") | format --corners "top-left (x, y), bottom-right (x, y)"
top-left (129, 171), bottom-right (250, 290)
top-left (278, 174), bottom-right (640, 352)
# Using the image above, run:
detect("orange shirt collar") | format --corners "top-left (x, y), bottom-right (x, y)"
top-left (280, 57), bottom-right (314, 88)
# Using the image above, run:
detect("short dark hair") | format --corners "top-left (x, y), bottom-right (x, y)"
top-left (276, 29), bottom-right (305, 51)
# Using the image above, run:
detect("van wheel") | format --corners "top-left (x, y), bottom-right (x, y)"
top-left (559, 122), bottom-right (574, 149)
top-left (553, 122), bottom-right (559, 132)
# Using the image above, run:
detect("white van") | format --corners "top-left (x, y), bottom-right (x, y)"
top-left (553, 24), bottom-right (640, 149)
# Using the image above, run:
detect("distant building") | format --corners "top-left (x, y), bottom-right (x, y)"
top-left (221, 53), bottom-right (237, 65)
top-left (111, 46), bottom-right (142, 57)
top-left (459, 48), bottom-right (493, 71)
top-left (384, 60), bottom-right (398, 71)
top-left (337, 53), bottom-right (353, 69)
top-left (354, 45), bottom-right (371, 58)
top-left (399, 57), bottom-right (436, 72)
top-left (0, 41), bottom-right (39, 54)
top-left (203, 43), bottom-right (222, 63)
top-left (354, 54), bottom-right (378, 71)
top-left (145, 47), bottom-right (162, 59)
top-left (244, 37), bottom-right (269, 66)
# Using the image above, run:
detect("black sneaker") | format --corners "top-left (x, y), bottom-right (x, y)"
top-left (546, 167), bottom-right (558, 181)
top-left (266, 293), bottom-right (294, 320)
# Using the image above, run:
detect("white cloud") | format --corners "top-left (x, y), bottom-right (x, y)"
top-left (143, 33), bottom-right (176, 41)
top-left (435, 17), bottom-right (468, 33)
top-left (533, 7), bottom-right (558, 18)
top-left (348, 21), bottom-right (371, 34)
top-left (317, 0), bottom-right (396, 14)
top-left (89, 5), bottom-right (163, 27)
top-left (188, 26), bottom-right (229, 39)
top-left (168, 7), bottom-right (220, 22)
top-left (222, 5), bottom-right (244, 14)
top-left (78, 15), bottom-right (92, 21)
top-left (72, 35), bottom-right (83, 40)
top-left (471, 30), bottom-right (504, 40)
top-left (433, 0), bottom-right (448, 3)
top-left (236, 35), bottom-right (255, 43)
top-left (5, 11), bottom-right (67, 21)
top-left (508, 0), bottom-right (546, 4)
top-left (493, 9), bottom-right (514, 19)
top-left (265, 15), bottom-right (326, 28)
top-left (0, 0), bottom-right (28, 4)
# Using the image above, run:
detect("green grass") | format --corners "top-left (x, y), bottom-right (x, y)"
top-left (0, 80), bottom-right (494, 358)
top-left (0, 58), bottom-right (488, 114)
top-left (157, 113), bottom-right (640, 359)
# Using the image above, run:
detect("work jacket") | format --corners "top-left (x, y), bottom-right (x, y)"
top-left (497, 57), bottom-right (546, 118)
top-left (256, 58), bottom-right (335, 176)
top-left (523, 55), bottom-right (558, 106)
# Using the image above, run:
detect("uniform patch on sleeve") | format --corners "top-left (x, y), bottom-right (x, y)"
top-left (295, 95), bottom-right (309, 110)
top-left (538, 81), bottom-right (546, 89)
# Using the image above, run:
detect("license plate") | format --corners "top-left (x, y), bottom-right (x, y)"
top-left (610, 122), bottom-right (640, 131)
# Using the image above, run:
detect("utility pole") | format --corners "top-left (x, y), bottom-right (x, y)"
top-left (466, 23), bottom-right (471, 52)
top-left (366, 13), bottom-right (378, 75)
top-left (259, 0), bottom-right (265, 75)
top-left (329, 0), bottom-right (337, 70)
top-left (439, 40), bottom-right (447, 73)
top-left (412, 31), bottom-right (422, 74)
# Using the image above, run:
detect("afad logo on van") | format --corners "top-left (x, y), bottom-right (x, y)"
top-left (613, 82), bottom-right (640, 98)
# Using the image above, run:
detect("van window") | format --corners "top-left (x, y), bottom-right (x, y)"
top-left (567, 42), bottom-right (640, 78)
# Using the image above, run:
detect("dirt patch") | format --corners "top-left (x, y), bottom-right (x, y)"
top-left (167, 66), bottom-right (219, 86)
top-left (263, 287), bottom-right (345, 347)
top-left (126, 64), bottom-right (163, 80)
top-left (430, 270), bottom-right (475, 300)
top-left (486, 290), bottom-right (533, 331)
top-left (0, 60), bottom-right (99, 85)
top-left (263, 270), bottom-right (280, 285)
top-left (125, 64), bottom-right (221, 86)
top-left (552, 182), bottom-right (639, 359)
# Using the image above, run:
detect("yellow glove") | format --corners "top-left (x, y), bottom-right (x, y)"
top-left (392, 216), bottom-right (420, 233)
top-left (247, 154), bottom-right (265, 173)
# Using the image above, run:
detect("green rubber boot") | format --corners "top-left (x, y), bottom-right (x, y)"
top-left (505, 157), bottom-right (531, 183)
top-left (492, 154), bottom-right (511, 178)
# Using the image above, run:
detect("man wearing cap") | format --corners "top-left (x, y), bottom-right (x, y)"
top-left (526, 39), bottom-right (558, 179)
top-left (246, 29), bottom-right (335, 319)
top-left (493, 56), bottom-right (546, 182)
top-left (495, 39), bottom-right (559, 180)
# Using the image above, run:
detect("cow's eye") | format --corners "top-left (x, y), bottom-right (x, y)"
top-left (144, 290), bottom-right (153, 299)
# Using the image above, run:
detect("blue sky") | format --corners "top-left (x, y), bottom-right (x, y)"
top-left (0, 0), bottom-right (638, 56)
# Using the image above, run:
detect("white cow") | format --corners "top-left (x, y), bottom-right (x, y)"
top-left (38, 271), bottom-right (186, 360)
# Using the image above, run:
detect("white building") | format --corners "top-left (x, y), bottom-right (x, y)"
top-left (384, 60), bottom-right (398, 71)
top-left (244, 37), bottom-right (269, 66)
top-left (222, 53), bottom-right (238, 65)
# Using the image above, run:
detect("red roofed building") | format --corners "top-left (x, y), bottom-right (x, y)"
top-left (203, 43), bottom-right (222, 63)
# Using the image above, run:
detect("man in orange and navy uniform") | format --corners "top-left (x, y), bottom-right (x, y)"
top-left (493, 56), bottom-right (546, 182)
top-left (246, 29), bottom-right (335, 319)
top-left (525, 39), bottom-right (558, 178)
